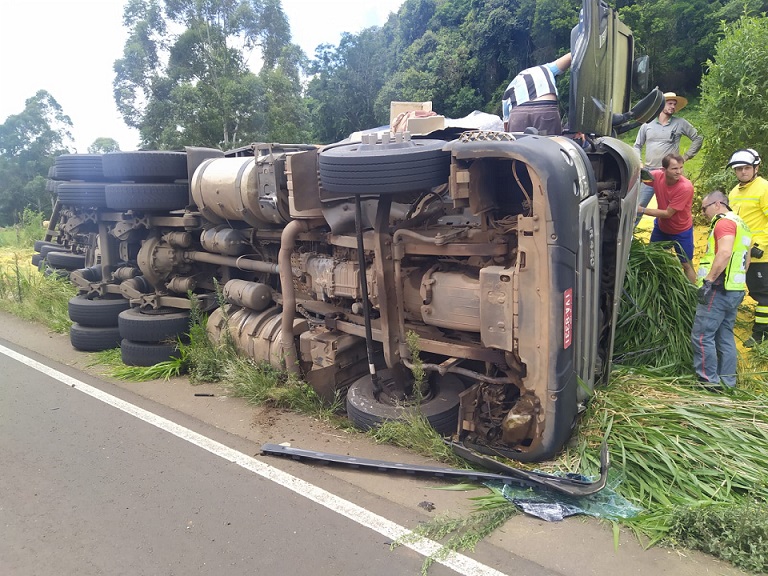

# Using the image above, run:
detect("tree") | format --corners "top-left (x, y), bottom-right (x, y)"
top-left (618, 0), bottom-right (724, 94)
top-left (0, 90), bottom-right (72, 225)
top-left (113, 0), bottom-right (304, 149)
top-left (307, 28), bottom-right (392, 143)
top-left (697, 15), bottom-right (768, 192)
top-left (88, 138), bottom-right (121, 154)
top-left (260, 44), bottom-right (312, 143)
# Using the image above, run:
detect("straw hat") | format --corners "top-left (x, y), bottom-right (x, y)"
top-left (663, 92), bottom-right (688, 111)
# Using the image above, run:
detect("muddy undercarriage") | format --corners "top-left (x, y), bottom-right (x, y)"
top-left (46, 128), bottom-right (638, 462)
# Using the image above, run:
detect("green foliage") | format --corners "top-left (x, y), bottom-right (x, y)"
top-left (563, 370), bottom-right (768, 546)
top-left (394, 485), bottom-right (517, 575)
top-left (405, 330), bottom-right (426, 394)
top-left (0, 90), bottom-right (72, 225)
top-left (306, 28), bottom-right (392, 142)
top-left (179, 300), bottom-right (235, 383)
top-left (92, 347), bottom-right (184, 381)
top-left (87, 137), bottom-right (121, 154)
top-left (369, 411), bottom-right (464, 467)
top-left (222, 357), bottom-right (339, 416)
top-left (613, 239), bottom-right (698, 373)
top-left (698, 15), bottom-right (768, 192)
top-left (0, 253), bottom-right (74, 333)
top-left (0, 209), bottom-right (45, 249)
top-left (619, 0), bottom-right (723, 93)
top-left (671, 501), bottom-right (768, 573)
top-left (309, 0), bottom-right (582, 142)
top-left (528, 0), bottom-right (580, 60)
top-left (113, 0), bottom-right (307, 149)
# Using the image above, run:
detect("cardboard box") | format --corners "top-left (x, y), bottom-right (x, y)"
top-left (406, 115), bottom-right (445, 134)
top-left (389, 101), bottom-right (432, 125)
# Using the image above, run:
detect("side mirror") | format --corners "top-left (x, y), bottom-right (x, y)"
top-left (611, 87), bottom-right (665, 134)
top-left (631, 87), bottom-right (665, 124)
top-left (632, 56), bottom-right (650, 94)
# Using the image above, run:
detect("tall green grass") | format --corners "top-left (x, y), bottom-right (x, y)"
top-left (565, 369), bottom-right (768, 571)
top-left (0, 209), bottom-right (71, 332)
top-left (0, 209), bottom-right (46, 249)
top-left (0, 253), bottom-right (74, 333)
top-left (613, 239), bottom-right (698, 374)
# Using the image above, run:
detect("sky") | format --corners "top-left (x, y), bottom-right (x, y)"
top-left (0, 0), bottom-right (405, 152)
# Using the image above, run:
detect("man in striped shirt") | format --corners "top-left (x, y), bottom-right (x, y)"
top-left (502, 53), bottom-right (572, 134)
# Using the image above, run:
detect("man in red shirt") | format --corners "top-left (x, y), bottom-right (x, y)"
top-left (636, 152), bottom-right (696, 282)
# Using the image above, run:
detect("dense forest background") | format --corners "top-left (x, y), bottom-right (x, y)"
top-left (3, 0), bottom-right (768, 224)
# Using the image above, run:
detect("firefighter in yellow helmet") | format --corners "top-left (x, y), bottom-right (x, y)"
top-left (727, 148), bottom-right (768, 346)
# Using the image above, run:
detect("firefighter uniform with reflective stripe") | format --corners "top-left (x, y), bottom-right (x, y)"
top-left (696, 213), bottom-right (750, 290)
top-left (730, 176), bottom-right (768, 341)
top-left (692, 212), bottom-right (751, 387)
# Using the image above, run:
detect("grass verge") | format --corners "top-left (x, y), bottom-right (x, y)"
top-left (0, 252), bottom-right (74, 333)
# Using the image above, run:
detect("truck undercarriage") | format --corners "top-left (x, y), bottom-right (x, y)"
top-left (40, 0), bottom-right (660, 462)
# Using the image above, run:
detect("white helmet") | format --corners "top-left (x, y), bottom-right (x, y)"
top-left (727, 148), bottom-right (761, 168)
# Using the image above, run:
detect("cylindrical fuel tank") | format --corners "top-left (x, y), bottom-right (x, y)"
top-left (207, 305), bottom-right (307, 369)
top-left (191, 156), bottom-right (290, 227)
top-left (200, 226), bottom-right (249, 256)
top-left (223, 279), bottom-right (273, 311)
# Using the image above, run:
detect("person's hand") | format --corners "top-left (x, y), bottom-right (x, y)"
top-left (698, 280), bottom-right (714, 304)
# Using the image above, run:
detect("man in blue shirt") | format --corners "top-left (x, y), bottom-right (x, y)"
top-left (502, 53), bottom-right (572, 135)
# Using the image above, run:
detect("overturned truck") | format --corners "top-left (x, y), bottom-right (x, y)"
top-left (40, 0), bottom-right (664, 461)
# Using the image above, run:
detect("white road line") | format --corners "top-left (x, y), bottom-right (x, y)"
top-left (0, 343), bottom-right (509, 576)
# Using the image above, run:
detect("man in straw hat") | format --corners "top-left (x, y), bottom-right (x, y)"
top-left (633, 92), bottom-right (703, 223)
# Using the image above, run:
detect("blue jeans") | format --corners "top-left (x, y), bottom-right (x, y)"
top-left (691, 289), bottom-right (744, 387)
top-left (634, 182), bottom-right (655, 226)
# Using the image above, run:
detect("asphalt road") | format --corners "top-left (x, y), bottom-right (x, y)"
top-left (0, 340), bottom-right (513, 576)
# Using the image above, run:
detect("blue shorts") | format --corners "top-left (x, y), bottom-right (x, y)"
top-left (650, 222), bottom-right (694, 263)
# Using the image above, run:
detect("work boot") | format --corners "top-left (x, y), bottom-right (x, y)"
top-left (744, 337), bottom-right (758, 348)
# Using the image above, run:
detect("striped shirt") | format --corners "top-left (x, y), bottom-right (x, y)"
top-left (502, 61), bottom-right (561, 122)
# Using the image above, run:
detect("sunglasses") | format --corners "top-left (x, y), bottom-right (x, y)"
top-left (701, 200), bottom-right (719, 212)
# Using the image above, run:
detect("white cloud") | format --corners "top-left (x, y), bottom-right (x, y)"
top-left (0, 0), bottom-right (405, 152)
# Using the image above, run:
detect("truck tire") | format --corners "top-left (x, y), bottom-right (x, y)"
top-left (105, 183), bottom-right (189, 212)
top-left (118, 308), bottom-right (191, 342)
top-left (345, 370), bottom-right (463, 435)
top-left (70, 323), bottom-right (122, 351)
top-left (38, 244), bottom-right (69, 258)
top-left (52, 154), bottom-right (104, 181)
top-left (102, 151), bottom-right (188, 182)
top-left (46, 251), bottom-right (86, 270)
top-left (319, 139), bottom-right (450, 195)
top-left (68, 295), bottom-right (130, 327)
top-left (34, 240), bottom-right (63, 253)
top-left (120, 339), bottom-right (181, 366)
top-left (56, 182), bottom-right (108, 208)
